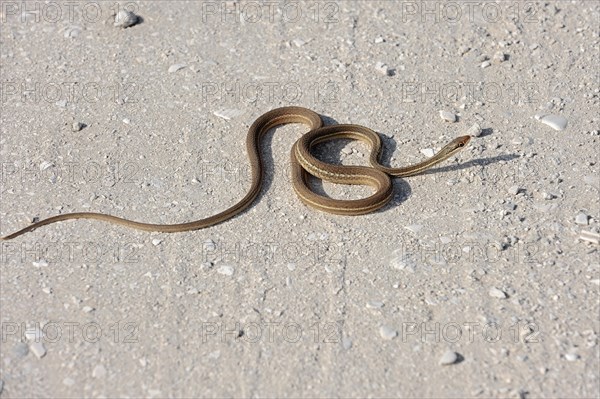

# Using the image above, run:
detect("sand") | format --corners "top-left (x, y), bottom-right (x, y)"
top-left (1, 1), bottom-right (598, 397)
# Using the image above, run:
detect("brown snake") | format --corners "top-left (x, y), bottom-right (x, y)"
top-left (0, 106), bottom-right (471, 240)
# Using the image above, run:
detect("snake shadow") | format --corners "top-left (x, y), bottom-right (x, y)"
top-left (255, 116), bottom-right (515, 214)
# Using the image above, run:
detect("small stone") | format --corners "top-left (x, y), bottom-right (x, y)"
top-left (39, 161), bottom-right (54, 171)
top-left (122, 118), bottom-right (131, 124)
top-left (467, 123), bottom-right (482, 137)
top-left (292, 38), bottom-right (307, 47)
top-left (168, 64), bottom-right (186, 73)
top-left (374, 36), bottom-right (385, 43)
top-left (217, 265), bottom-right (234, 276)
top-left (114, 10), bottom-right (138, 28)
top-left (493, 51), bottom-right (507, 63)
top-left (405, 224), bottom-right (424, 233)
top-left (579, 231), bottom-right (600, 245)
top-left (286, 263), bottom-right (296, 271)
top-left (82, 306), bottom-right (94, 313)
top-left (366, 301), bottom-right (384, 309)
top-left (152, 238), bottom-right (163, 246)
top-left (489, 287), bottom-right (507, 299)
top-left (439, 350), bottom-right (459, 365)
top-left (342, 337), bottom-right (353, 349)
top-left (481, 60), bottom-right (491, 68)
top-left (30, 342), bottom-right (46, 358)
top-left (508, 185), bottom-right (521, 195)
top-left (420, 148), bottom-right (435, 157)
top-left (439, 110), bottom-right (457, 122)
top-left (32, 259), bottom-right (49, 268)
top-left (565, 353), bottom-right (579, 361)
top-left (214, 109), bottom-right (244, 120)
top-left (379, 325), bottom-right (397, 340)
top-left (92, 364), bottom-right (107, 378)
top-left (539, 114), bottom-right (568, 131)
top-left (72, 122), bottom-right (85, 132)
top-left (375, 61), bottom-right (393, 76)
top-left (203, 239), bottom-right (216, 251)
top-left (575, 212), bottom-right (589, 225)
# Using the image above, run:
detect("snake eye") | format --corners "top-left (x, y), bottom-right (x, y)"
top-left (458, 143), bottom-right (464, 147)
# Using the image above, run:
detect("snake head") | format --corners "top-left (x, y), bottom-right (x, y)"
top-left (437, 135), bottom-right (472, 159)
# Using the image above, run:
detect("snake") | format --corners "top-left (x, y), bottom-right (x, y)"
top-left (0, 106), bottom-right (471, 240)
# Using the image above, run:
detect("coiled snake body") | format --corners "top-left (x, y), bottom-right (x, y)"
top-left (1, 106), bottom-right (471, 240)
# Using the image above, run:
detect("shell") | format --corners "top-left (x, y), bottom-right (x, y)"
top-left (114, 10), bottom-right (138, 28)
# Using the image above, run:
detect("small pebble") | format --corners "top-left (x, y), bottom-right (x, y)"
top-left (439, 110), bottom-right (457, 122)
top-left (508, 185), bottom-right (521, 195)
top-left (366, 301), bottom-right (384, 309)
top-left (489, 287), bottom-right (507, 299)
top-left (493, 51), bottom-right (507, 63)
top-left (30, 342), bottom-right (46, 358)
top-left (342, 337), bottom-right (353, 350)
top-left (114, 10), bottom-right (138, 28)
top-left (168, 64), bottom-right (187, 73)
top-left (439, 350), bottom-right (459, 365)
top-left (72, 122), bottom-right (85, 132)
top-left (565, 353), bottom-right (579, 361)
top-left (539, 114), bottom-right (568, 131)
top-left (32, 259), bottom-right (49, 268)
top-left (39, 161), bottom-right (54, 171)
top-left (575, 212), bottom-right (589, 225)
top-left (292, 38), bottom-right (307, 47)
top-left (92, 364), bottom-right (107, 378)
top-left (420, 149), bottom-right (435, 157)
top-left (579, 231), bottom-right (600, 245)
top-left (203, 239), bottom-right (216, 251)
top-left (379, 325), bottom-right (397, 340)
top-left (467, 123), bottom-right (482, 137)
top-left (375, 61), bottom-right (393, 76)
top-left (217, 265), bottom-right (234, 276)
top-left (405, 224), bottom-right (423, 233)
top-left (82, 306), bottom-right (94, 313)
top-left (481, 60), bottom-right (491, 68)
top-left (374, 36), bottom-right (385, 43)
top-left (214, 109), bottom-right (244, 120)
top-left (152, 238), bottom-right (163, 246)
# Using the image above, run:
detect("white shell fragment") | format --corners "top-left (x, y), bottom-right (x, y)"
top-left (579, 231), bottom-right (600, 245)
top-left (537, 114), bottom-right (568, 131)
top-left (379, 325), bottom-right (397, 340)
top-left (30, 342), bottom-right (47, 358)
top-left (439, 350), bottom-right (459, 365)
top-left (489, 287), bottom-right (507, 299)
top-left (575, 212), bottom-right (589, 225)
top-left (439, 110), bottom-right (457, 122)
top-left (168, 64), bottom-right (186, 73)
top-left (375, 61), bottom-right (393, 76)
top-left (114, 10), bottom-right (138, 28)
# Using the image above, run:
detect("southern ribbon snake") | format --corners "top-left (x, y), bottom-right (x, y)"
top-left (1, 106), bottom-right (471, 240)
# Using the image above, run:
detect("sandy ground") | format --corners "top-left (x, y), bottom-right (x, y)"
top-left (0, 1), bottom-right (599, 397)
